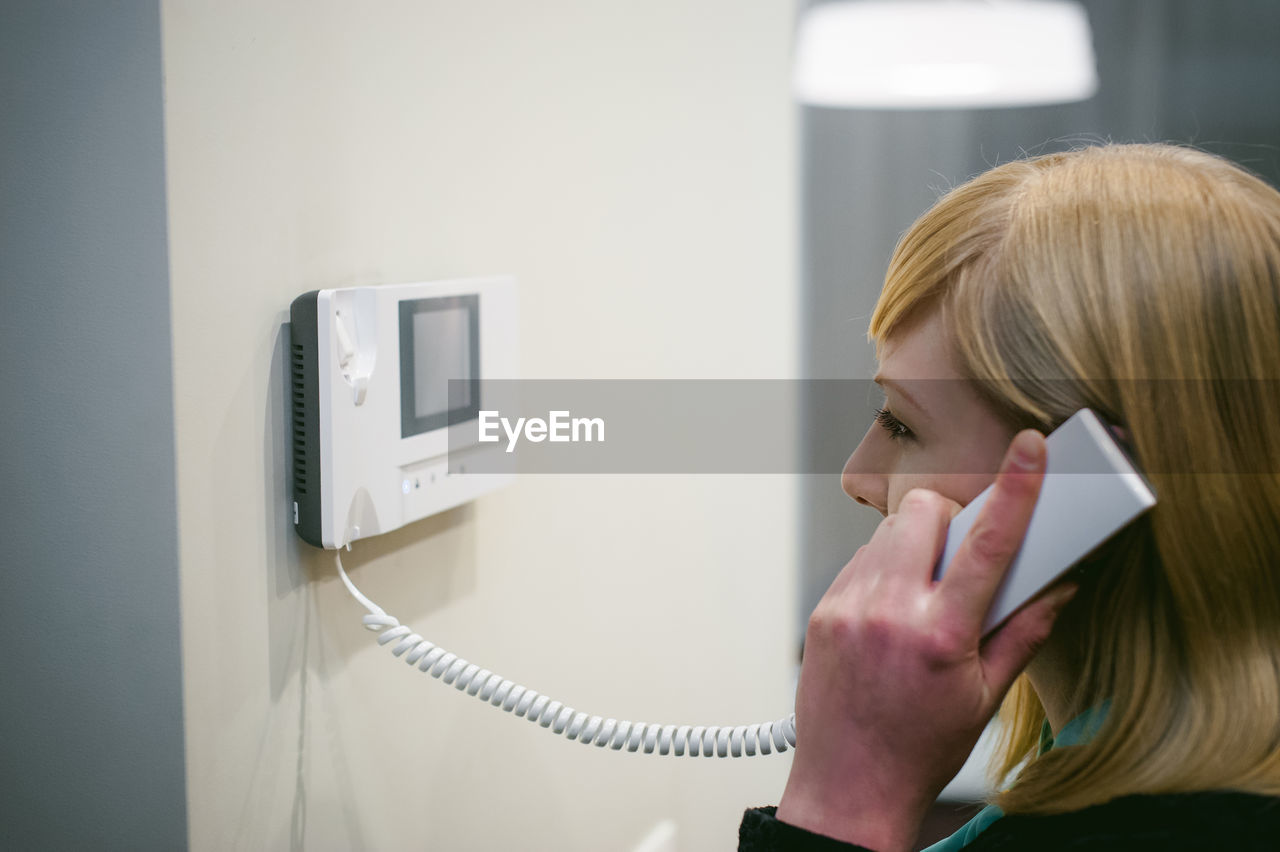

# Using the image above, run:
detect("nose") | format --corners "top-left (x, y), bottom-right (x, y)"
top-left (842, 426), bottom-right (888, 517)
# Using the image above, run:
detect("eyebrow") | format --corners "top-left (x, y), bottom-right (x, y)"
top-left (873, 376), bottom-right (932, 422)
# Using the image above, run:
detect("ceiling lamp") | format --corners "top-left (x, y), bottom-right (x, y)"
top-left (794, 0), bottom-right (1098, 109)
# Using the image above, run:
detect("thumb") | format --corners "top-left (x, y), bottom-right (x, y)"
top-left (980, 583), bottom-right (1078, 696)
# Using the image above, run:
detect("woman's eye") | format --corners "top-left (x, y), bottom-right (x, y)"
top-left (874, 407), bottom-right (915, 442)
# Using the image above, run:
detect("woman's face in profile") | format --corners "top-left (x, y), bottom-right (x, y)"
top-left (843, 308), bottom-right (1018, 516)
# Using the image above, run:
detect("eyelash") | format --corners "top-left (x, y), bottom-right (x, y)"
top-left (874, 406), bottom-right (915, 442)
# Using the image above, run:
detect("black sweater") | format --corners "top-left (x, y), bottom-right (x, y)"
top-left (739, 792), bottom-right (1280, 851)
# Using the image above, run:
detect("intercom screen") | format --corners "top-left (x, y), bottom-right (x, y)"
top-left (399, 294), bottom-right (480, 438)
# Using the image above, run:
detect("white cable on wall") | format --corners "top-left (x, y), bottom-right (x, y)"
top-left (334, 550), bottom-right (798, 758)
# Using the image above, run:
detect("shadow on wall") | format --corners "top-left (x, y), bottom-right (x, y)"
top-left (225, 319), bottom-right (481, 850)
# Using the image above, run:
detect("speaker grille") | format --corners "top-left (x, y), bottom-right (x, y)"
top-left (291, 342), bottom-right (308, 496)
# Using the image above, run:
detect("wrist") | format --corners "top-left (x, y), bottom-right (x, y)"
top-left (776, 766), bottom-right (931, 852)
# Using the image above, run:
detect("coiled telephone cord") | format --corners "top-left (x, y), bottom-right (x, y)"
top-left (335, 550), bottom-right (797, 758)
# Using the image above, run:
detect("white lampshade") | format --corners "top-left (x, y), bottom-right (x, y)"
top-left (794, 0), bottom-right (1098, 109)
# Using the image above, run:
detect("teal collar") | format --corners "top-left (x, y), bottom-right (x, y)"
top-left (1038, 702), bottom-right (1108, 755)
top-left (924, 702), bottom-right (1109, 852)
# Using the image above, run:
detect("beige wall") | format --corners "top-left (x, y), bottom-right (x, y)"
top-left (164, 2), bottom-right (798, 849)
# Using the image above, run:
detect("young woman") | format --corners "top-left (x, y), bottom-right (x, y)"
top-left (740, 144), bottom-right (1280, 851)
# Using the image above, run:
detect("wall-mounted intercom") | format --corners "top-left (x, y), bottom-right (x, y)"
top-left (289, 277), bottom-right (517, 549)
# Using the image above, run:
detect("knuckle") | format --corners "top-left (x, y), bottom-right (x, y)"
top-left (807, 605), bottom-right (841, 634)
top-left (921, 623), bottom-right (967, 661)
top-left (999, 467), bottom-right (1043, 502)
top-left (807, 607), bottom-right (861, 650)
top-left (860, 609), bottom-right (902, 646)
top-left (969, 521), bottom-right (1019, 565)
top-left (806, 608), bottom-right (828, 636)
top-left (830, 614), bottom-right (861, 647)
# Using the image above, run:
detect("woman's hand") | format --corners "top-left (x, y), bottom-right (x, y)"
top-left (776, 430), bottom-right (1077, 852)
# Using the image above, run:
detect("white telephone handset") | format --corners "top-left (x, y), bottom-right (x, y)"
top-left (935, 408), bottom-right (1156, 634)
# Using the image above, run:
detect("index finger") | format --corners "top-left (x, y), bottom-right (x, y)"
top-left (936, 430), bottom-right (1046, 629)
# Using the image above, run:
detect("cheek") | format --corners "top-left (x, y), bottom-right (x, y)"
top-left (884, 422), bottom-right (1015, 514)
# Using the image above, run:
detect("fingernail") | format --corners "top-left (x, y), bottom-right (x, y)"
top-left (1011, 431), bottom-right (1044, 470)
top-left (1052, 583), bottom-right (1079, 607)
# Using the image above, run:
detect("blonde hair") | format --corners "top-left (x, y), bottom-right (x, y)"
top-left (870, 143), bottom-right (1280, 814)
